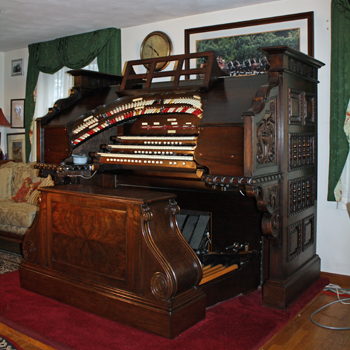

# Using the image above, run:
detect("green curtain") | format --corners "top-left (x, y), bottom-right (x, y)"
top-left (24, 27), bottom-right (121, 161)
top-left (328, 0), bottom-right (350, 201)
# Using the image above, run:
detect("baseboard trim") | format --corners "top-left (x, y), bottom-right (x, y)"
top-left (263, 255), bottom-right (320, 310)
top-left (321, 271), bottom-right (350, 288)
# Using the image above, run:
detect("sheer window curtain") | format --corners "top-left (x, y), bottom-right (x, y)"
top-left (29, 59), bottom-right (98, 162)
top-left (334, 99), bottom-right (350, 210)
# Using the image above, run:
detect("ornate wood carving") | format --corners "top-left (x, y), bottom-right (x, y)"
top-left (141, 203), bottom-right (177, 301)
top-left (289, 176), bottom-right (315, 216)
top-left (22, 240), bottom-right (36, 263)
top-left (202, 173), bottom-right (283, 190)
top-left (289, 134), bottom-right (315, 170)
top-left (288, 57), bottom-right (317, 80)
top-left (246, 181), bottom-right (281, 239)
top-left (20, 186), bottom-right (206, 338)
top-left (256, 100), bottom-right (276, 165)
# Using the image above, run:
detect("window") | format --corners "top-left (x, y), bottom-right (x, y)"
top-left (30, 59), bottom-right (98, 161)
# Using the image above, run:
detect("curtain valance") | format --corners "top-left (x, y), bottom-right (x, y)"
top-left (24, 27), bottom-right (121, 160)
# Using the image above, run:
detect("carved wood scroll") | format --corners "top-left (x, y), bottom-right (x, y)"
top-left (142, 203), bottom-right (177, 301)
top-left (202, 172), bottom-right (282, 240)
top-left (246, 179), bottom-right (281, 239)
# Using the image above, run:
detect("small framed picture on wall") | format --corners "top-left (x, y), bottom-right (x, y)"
top-left (11, 58), bottom-right (24, 76)
top-left (7, 133), bottom-right (25, 162)
top-left (10, 99), bottom-right (25, 128)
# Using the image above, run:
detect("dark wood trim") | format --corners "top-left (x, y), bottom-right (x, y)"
top-left (321, 271), bottom-right (350, 289)
top-left (0, 231), bottom-right (25, 244)
top-left (263, 255), bottom-right (320, 310)
top-left (184, 11), bottom-right (314, 73)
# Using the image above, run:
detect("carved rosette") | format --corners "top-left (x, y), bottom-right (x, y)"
top-left (256, 101), bottom-right (276, 165)
top-left (22, 240), bottom-right (37, 263)
top-left (150, 272), bottom-right (172, 300)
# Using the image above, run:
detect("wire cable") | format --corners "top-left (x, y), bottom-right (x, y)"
top-left (310, 298), bottom-right (350, 330)
top-left (310, 284), bottom-right (350, 330)
top-left (77, 171), bottom-right (97, 179)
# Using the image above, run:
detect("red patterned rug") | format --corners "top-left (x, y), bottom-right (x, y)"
top-left (0, 271), bottom-right (328, 350)
top-left (0, 335), bottom-right (23, 350)
top-left (0, 250), bottom-right (22, 275)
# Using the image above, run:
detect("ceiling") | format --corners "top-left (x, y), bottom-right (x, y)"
top-left (0, 0), bottom-right (279, 52)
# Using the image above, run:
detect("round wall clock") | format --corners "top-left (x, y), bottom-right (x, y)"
top-left (140, 31), bottom-right (173, 71)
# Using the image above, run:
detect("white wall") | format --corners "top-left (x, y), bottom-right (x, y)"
top-left (1, 0), bottom-right (347, 276)
top-left (122, 0), bottom-right (346, 276)
top-left (0, 52), bottom-right (5, 153)
top-left (1, 48), bottom-right (28, 155)
top-left (0, 52), bottom-right (4, 107)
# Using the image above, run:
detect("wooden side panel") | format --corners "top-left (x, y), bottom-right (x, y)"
top-left (20, 185), bottom-right (206, 338)
top-left (195, 125), bottom-right (244, 176)
top-left (43, 126), bottom-right (71, 163)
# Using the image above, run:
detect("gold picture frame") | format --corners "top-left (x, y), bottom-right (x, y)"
top-left (7, 133), bottom-right (25, 162)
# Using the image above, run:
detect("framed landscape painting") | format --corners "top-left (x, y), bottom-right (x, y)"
top-left (184, 12), bottom-right (314, 76)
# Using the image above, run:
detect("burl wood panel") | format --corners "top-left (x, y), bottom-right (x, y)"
top-left (51, 201), bottom-right (127, 280)
top-left (20, 185), bottom-right (206, 338)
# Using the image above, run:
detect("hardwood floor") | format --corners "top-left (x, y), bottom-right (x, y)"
top-left (0, 272), bottom-right (349, 350)
top-left (260, 272), bottom-right (350, 350)
top-left (0, 323), bottom-right (56, 350)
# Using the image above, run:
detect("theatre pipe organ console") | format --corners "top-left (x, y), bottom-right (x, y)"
top-left (19, 47), bottom-right (324, 338)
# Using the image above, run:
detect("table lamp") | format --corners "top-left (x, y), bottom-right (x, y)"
top-left (0, 108), bottom-right (11, 127)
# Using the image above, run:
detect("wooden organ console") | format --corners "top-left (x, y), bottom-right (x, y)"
top-left (19, 47), bottom-right (324, 338)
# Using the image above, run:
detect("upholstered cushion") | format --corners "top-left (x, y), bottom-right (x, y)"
top-left (27, 175), bottom-right (55, 205)
top-left (0, 199), bottom-right (39, 228)
top-left (0, 168), bottom-right (14, 199)
top-left (0, 162), bottom-right (38, 194)
top-left (11, 177), bottom-right (41, 203)
top-left (0, 223), bottom-right (28, 236)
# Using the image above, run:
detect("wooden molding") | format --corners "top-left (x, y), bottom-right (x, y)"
top-left (321, 271), bottom-right (350, 289)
